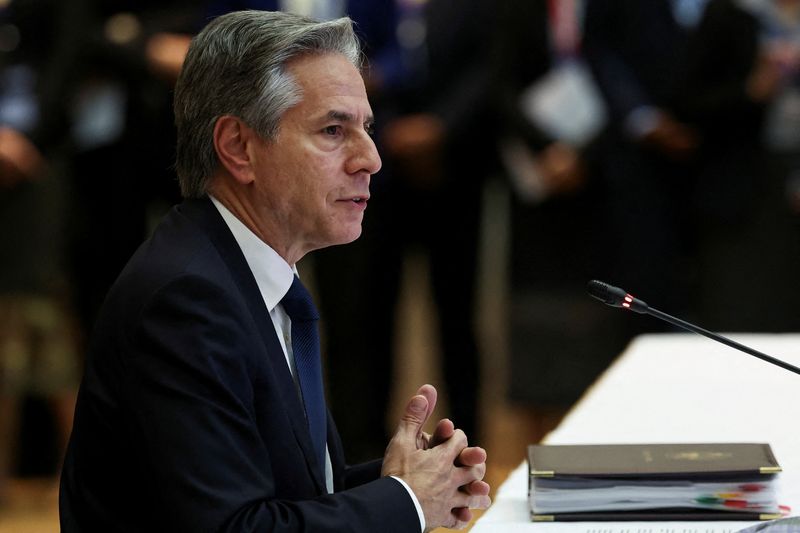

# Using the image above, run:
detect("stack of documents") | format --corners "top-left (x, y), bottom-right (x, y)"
top-left (528, 443), bottom-right (786, 522)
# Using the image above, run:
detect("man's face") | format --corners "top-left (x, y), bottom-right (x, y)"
top-left (249, 52), bottom-right (381, 262)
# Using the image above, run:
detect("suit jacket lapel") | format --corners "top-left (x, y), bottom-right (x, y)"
top-left (176, 197), bottom-right (327, 493)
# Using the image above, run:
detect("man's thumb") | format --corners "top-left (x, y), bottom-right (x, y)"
top-left (395, 394), bottom-right (428, 442)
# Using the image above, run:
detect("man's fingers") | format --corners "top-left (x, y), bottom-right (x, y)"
top-left (393, 393), bottom-right (430, 446)
top-left (453, 462), bottom-right (486, 487)
top-left (451, 507), bottom-right (473, 527)
top-left (415, 384), bottom-right (437, 423)
top-left (451, 491), bottom-right (492, 511)
top-left (384, 386), bottom-right (492, 529)
top-left (417, 430), bottom-right (432, 450)
top-left (444, 493), bottom-right (490, 529)
top-left (467, 494), bottom-right (491, 510)
top-left (455, 446), bottom-right (486, 467)
top-left (428, 418), bottom-right (454, 448)
top-left (461, 479), bottom-right (490, 496)
top-left (431, 428), bottom-right (469, 465)
top-left (408, 384), bottom-right (437, 449)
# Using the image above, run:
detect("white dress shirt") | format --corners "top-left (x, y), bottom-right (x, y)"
top-left (209, 197), bottom-right (425, 530)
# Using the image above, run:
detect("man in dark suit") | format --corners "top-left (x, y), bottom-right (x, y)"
top-left (59, 10), bottom-right (490, 532)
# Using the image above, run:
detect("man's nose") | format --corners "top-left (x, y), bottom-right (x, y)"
top-left (348, 133), bottom-right (382, 176)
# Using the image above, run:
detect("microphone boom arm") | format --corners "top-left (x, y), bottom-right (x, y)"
top-left (645, 305), bottom-right (800, 377)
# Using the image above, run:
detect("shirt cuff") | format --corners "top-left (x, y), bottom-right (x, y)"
top-left (389, 475), bottom-right (426, 532)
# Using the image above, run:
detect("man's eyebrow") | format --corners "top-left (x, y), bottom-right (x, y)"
top-left (327, 110), bottom-right (375, 127)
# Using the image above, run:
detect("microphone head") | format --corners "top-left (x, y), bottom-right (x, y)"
top-left (587, 280), bottom-right (649, 313)
top-left (587, 280), bottom-right (628, 307)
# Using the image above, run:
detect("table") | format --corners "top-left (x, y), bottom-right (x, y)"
top-left (473, 333), bottom-right (800, 533)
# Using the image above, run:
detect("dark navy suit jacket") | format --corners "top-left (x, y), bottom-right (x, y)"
top-left (59, 197), bottom-right (419, 532)
top-left (582, 0), bottom-right (693, 128)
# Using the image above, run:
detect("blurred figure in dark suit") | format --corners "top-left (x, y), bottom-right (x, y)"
top-left (678, 0), bottom-right (800, 331)
top-left (493, 0), bottom-right (628, 442)
top-left (582, 0), bottom-right (703, 330)
top-left (0, 0), bottom-right (80, 495)
top-left (65, 1), bottom-right (203, 343)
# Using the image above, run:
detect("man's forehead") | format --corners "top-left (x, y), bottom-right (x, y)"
top-left (286, 54), bottom-right (373, 120)
top-left (288, 53), bottom-right (366, 95)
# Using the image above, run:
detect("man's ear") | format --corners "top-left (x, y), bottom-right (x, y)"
top-left (213, 115), bottom-right (257, 185)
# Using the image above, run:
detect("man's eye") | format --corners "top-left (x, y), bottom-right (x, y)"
top-left (323, 125), bottom-right (342, 136)
top-left (365, 123), bottom-right (375, 136)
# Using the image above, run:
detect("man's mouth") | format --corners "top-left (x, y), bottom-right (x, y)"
top-left (340, 195), bottom-right (369, 204)
top-left (336, 196), bottom-right (369, 210)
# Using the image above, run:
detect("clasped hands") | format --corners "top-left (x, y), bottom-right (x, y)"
top-left (381, 384), bottom-right (491, 530)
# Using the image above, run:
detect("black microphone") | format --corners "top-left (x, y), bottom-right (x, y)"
top-left (587, 279), bottom-right (800, 377)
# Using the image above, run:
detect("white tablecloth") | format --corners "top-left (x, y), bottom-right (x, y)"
top-left (473, 333), bottom-right (800, 533)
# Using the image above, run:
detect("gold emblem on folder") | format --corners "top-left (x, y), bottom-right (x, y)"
top-left (666, 451), bottom-right (733, 461)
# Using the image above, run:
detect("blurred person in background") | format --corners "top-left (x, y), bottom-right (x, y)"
top-left (582, 0), bottom-right (705, 334)
top-left (0, 0), bottom-right (79, 498)
top-left (678, 0), bottom-right (800, 331)
top-left (1, 0), bottom-right (207, 500)
top-left (64, 0), bottom-right (202, 344)
top-left (493, 0), bottom-right (628, 442)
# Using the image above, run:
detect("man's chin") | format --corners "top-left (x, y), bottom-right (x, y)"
top-left (318, 227), bottom-right (363, 250)
top-left (339, 227), bottom-right (363, 245)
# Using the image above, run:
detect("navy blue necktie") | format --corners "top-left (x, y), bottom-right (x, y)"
top-left (281, 275), bottom-right (327, 478)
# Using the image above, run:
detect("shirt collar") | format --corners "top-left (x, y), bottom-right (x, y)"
top-left (209, 196), bottom-right (295, 312)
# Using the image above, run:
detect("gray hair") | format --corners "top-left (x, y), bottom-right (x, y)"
top-left (173, 10), bottom-right (362, 198)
